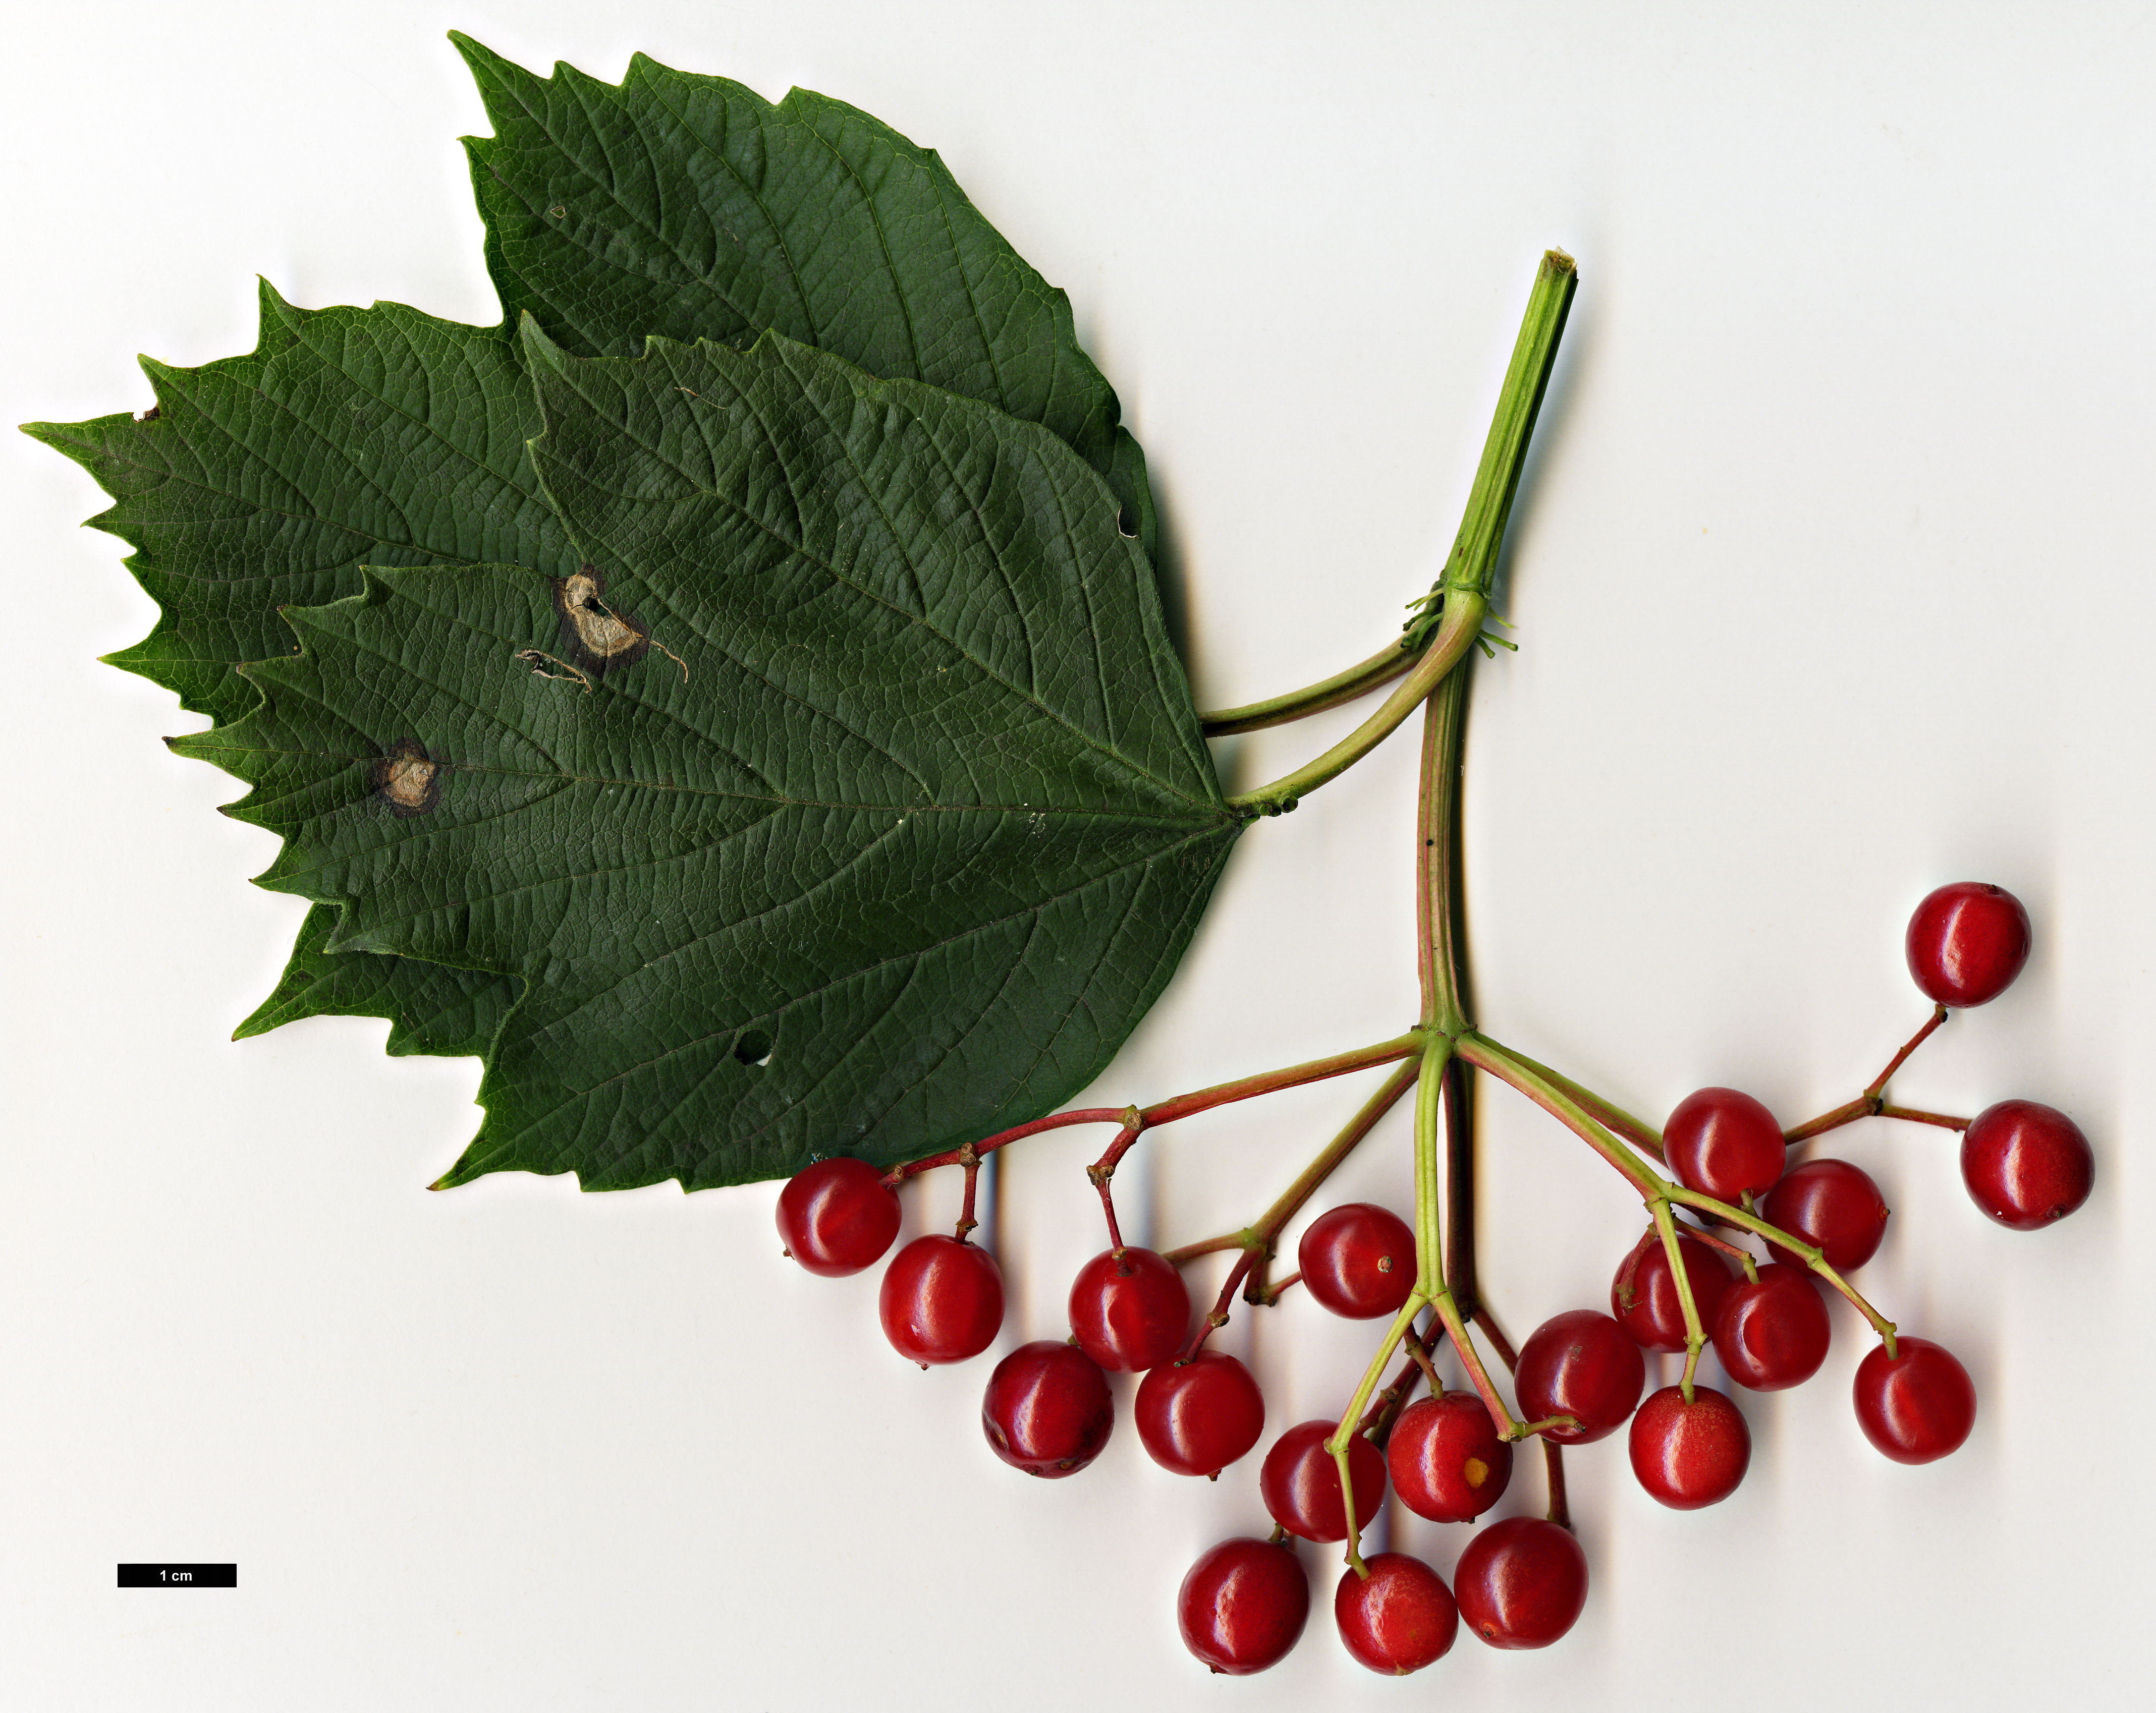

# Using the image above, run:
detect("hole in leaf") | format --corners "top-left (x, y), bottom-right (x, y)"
top-left (548, 205), bottom-right (568, 218)
top-left (734, 1029), bottom-right (774, 1068)
top-left (1116, 504), bottom-right (1139, 539)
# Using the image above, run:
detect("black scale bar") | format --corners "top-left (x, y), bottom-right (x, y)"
top-left (118, 1563), bottom-right (237, 1587)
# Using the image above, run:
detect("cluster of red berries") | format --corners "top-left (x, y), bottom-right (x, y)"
top-left (771, 883), bottom-right (2091, 1676)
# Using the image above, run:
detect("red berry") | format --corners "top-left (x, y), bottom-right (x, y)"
top-left (1067, 1246), bottom-right (1191, 1371)
top-left (1960, 1100), bottom-right (2094, 1230)
top-left (1627, 1385), bottom-right (1751, 1509)
top-left (1135, 1350), bottom-right (1266, 1476)
top-left (1178, 1537), bottom-right (1309, 1675)
top-left (1454, 1517), bottom-right (1589, 1650)
top-left (1906, 881), bottom-right (2031, 1008)
top-left (776, 1157), bottom-right (901, 1276)
top-left (1258, 1420), bottom-right (1387, 1541)
top-left (1762, 1158), bottom-right (1891, 1270)
top-left (1665, 1087), bottom-right (1787, 1203)
top-left (1297, 1203), bottom-right (1417, 1319)
top-left (1387, 1391), bottom-right (1513, 1522)
top-left (877, 1234), bottom-right (1004, 1366)
top-left (1515, 1309), bottom-right (1645, 1443)
top-left (1710, 1262), bottom-right (1830, 1391)
top-left (980, 1341), bottom-right (1114, 1477)
top-left (1854, 1337), bottom-right (1976, 1463)
top-left (1610, 1226), bottom-right (1736, 1351)
top-left (1334, 1554), bottom-right (1459, 1675)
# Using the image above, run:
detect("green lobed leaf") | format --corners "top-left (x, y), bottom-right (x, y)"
top-left (453, 34), bottom-right (1158, 562)
top-left (30, 38), bottom-right (1174, 1066)
top-left (175, 329), bottom-right (1237, 1189)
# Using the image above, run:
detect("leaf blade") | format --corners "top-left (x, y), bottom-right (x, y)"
top-left (177, 332), bottom-right (1234, 1187)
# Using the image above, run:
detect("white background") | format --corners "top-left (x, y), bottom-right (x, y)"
top-left (4, 2), bottom-right (2152, 1706)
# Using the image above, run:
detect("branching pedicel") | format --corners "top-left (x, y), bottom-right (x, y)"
top-left (31, 40), bottom-right (2097, 1682)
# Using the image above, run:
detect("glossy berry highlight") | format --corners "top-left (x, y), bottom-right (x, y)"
top-left (878, 1234), bottom-right (1004, 1366)
top-left (1387, 1391), bottom-right (1513, 1522)
top-left (1334, 1554), bottom-right (1458, 1675)
top-left (1762, 1158), bottom-right (1891, 1271)
top-left (1515, 1309), bottom-right (1645, 1443)
top-left (980, 1341), bottom-right (1114, 1477)
top-left (1068, 1246), bottom-right (1192, 1371)
top-left (1298, 1203), bottom-right (1417, 1319)
top-left (1711, 1262), bottom-right (1830, 1392)
top-left (1259, 1420), bottom-right (1386, 1541)
top-left (1178, 1537), bottom-right (1309, 1675)
top-left (1665, 1087), bottom-right (1787, 1203)
top-left (1854, 1338), bottom-right (1976, 1464)
top-left (776, 1157), bottom-right (901, 1277)
top-left (1454, 1517), bottom-right (1589, 1650)
top-left (1610, 1226), bottom-right (1736, 1352)
top-left (1628, 1385), bottom-right (1751, 1509)
top-left (1135, 1350), bottom-right (1266, 1477)
top-left (1960, 1101), bottom-right (2094, 1230)
top-left (1906, 882), bottom-right (2031, 1008)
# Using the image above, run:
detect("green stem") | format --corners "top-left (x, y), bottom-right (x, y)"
top-left (1199, 638), bottom-right (1423, 736)
top-left (1648, 1196), bottom-right (1707, 1400)
top-left (1226, 249), bottom-right (1577, 818)
top-left (1157, 1058), bottom-right (1419, 1267)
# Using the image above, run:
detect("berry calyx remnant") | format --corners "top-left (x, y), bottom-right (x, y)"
top-left (1297, 1203), bottom-right (1417, 1319)
top-left (1854, 1337), bottom-right (1976, 1463)
top-left (1610, 1226), bottom-right (1735, 1352)
top-left (1514, 1309), bottom-right (1645, 1443)
top-left (1454, 1517), bottom-right (1590, 1650)
top-left (776, 1157), bottom-right (901, 1276)
top-left (1906, 882), bottom-right (2032, 1008)
top-left (1960, 1100), bottom-right (2094, 1230)
top-left (1259, 1420), bottom-right (1387, 1541)
top-left (1761, 1159), bottom-right (1891, 1270)
top-left (1387, 1391), bottom-right (1514, 1521)
top-left (878, 1234), bottom-right (1005, 1366)
top-left (1334, 1553), bottom-right (1459, 1675)
top-left (1665, 1087), bottom-right (1788, 1203)
top-left (1068, 1246), bottom-right (1193, 1370)
top-left (1178, 1537), bottom-right (1310, 1675)
top-left (980, 1341), bottom-right (1115, 1476)
top-left (1711, 1262), bottom-right (1831, 1391)
top-left (1135, 1350), bottom-right (1266, 1476)
top-left (1628, 1384), bottom-right (1751, 1509)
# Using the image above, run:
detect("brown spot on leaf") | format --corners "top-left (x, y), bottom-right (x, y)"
top-left (553, 566), bottom-right (650, 674)
top-left (373, 739), bottom-right (444, 816)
